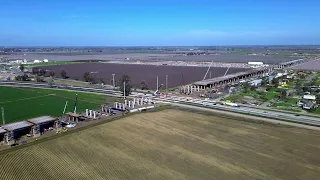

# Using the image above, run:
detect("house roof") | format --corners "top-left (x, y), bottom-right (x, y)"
top-left (28, 116), bottom-right (56, 124)
top-left (2, 121), bottom-right (33, 131)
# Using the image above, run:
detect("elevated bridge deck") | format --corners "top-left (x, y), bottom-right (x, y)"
top-left (194, 68), bottom-right (270, 87)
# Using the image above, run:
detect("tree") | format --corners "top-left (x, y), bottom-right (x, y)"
top-left (316, 95), bottom-right (320, 104)
top-left (47, 78), bottom-right (54, 87)
top-left (32, 67), bottom-right (39, 75)
top-left (311, 78), bottom-right (317, 86)
top-left (19, 64), bottom-right (24, 72)
top-left (84, 72), bottom-right (90, 82)
top-left (302, 86), bottom-right (310, 93)
top-left (35, 75), bottom-right (43, 82)
top-left (15, 74), bottom-right (29, 81)
top-left (295, 81), bottom-right (302, 90)
top-left (49, 71), bottom-right (55, 77)
top-left (272, 78), bottom-right (279, 87)
top-left (99, 77), bottom-right (105, 84)
top-left (266, 86), bottom-right (271, 91)
top-left (250, 85), bottom-right (256, 91)
top-left (39, 69), bottom-right (46, 76)
top-left (140, 80), bottom-right (149, 90)
top-left (280, 89), bottom-right (287, 99)
top-left (119, 75), bottom-right (132, 96)
top-left (60, 70), bottom-right (67, 79)
top-left (243, 82), bottom-right (250, 93)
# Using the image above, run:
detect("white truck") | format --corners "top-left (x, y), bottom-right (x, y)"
top-left (225, 102), bottom-right (239, 107)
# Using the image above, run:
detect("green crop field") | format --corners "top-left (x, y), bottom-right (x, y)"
top-left (0, 86), bottom-right (116, 123)
top-left (0, 110), bottom-right (319, 180)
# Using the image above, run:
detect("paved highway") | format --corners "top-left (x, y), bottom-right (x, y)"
top-left (154, 95), bottom-right (320, 126)
top-left (0, 81), bottom-right (123, 97)
top-left (2, 81), bottom-right (320, 127)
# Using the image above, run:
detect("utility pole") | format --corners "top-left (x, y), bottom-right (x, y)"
top-left (123, 81), bottom-right (126, 99)
top-left (156, 76), bottom-right (159, 90)
top-left (112, 74), bottom-right (115, 88)
top-left (166, 75), bottom-right (168, 92)
top-left (1, 107), bottom-right (5, 125)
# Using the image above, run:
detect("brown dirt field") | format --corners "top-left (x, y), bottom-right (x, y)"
top-left (39, 63), bottom-right (247, 89)
top-left (0, 110), bottom-right (319, 180)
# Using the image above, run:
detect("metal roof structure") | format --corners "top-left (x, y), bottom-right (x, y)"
top-left (0, 127), bottom-right (6, 134)
top-left (2, 121), bottom-right (33, 131)
top-left (28, 116), bottom-right (56, 125)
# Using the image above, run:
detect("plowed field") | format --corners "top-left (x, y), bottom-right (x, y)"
top-left (40, 63), bottom-right (247, 89)
top-left (0, 110), bottom-right (319, 180)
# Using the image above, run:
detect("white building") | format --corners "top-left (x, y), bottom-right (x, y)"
top-left (303, 95), bottom-right (316, 100)
top-left (34, 60), bottom-right (42, 63)
top-left (43, 59), bottom-right (49, 63)
top-left (248, 62), bottom-right (263, 65)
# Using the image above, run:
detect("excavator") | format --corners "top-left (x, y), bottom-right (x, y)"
top-left (152, 84), bottom-right (164, 97)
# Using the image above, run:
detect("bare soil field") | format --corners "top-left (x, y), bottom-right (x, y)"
top-left (0, 109), bottom-right (319, 180)
top-left (4, 52), bottom-right (297, 64)
top-left (40, 63), bottom-right (247, 89)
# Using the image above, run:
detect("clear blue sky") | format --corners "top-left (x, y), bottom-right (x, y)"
top-left (0, 0), bottom-right (319, 46)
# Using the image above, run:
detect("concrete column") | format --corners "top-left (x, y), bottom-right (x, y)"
top-left (118, 103), bottom-right (122, 109)
top-left (122, 104), bottom-right (125, 110)
top-left (93, 111), bottom-right (96, 119)
top-left (86, 109), bottom-right (89, 117)
top-left (114, 102), bottom-right (118, 109)
top-left (125, 100), bottom-right (128, 107)
top-left (198, 86), bottom-right (200, 91)
top-left (128, 101), bottom-right (131, 108)
top-left (132, 101), bottom-right (135, 108)
top-left (133, 98), bottom-right (136, 106)
top-left (187, 85), bottom-right (190, 93)
top-left (89, 110), bottom-right (93, 117)
top-left (5, 134), bottom-right (8, 145)
top-left (148, 98), bottom-right (151, 104)
top-left (31, 127), bottom-right (35, 137)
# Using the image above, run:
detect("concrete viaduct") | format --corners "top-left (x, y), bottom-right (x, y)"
top-left (194, 68), bottom-right (271, 88)
top-left (193, 59), bottom-right (304, 88)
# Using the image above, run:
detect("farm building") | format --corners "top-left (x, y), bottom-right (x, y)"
top-left (27, 116), bottom-right (57, 136)
top-left (2, 121), bottom-right (33, 145)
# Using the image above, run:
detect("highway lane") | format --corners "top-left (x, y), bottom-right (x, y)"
top-left (154, 96), bottom-right (320, 126)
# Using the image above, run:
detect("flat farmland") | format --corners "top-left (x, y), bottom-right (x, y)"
top-left (0, 86), bottom-right (116, 123)
top-left (40, 63), bottom-right (247, 89)
top-left (0, 109), bottom-right (319, 180)
top-left (4, 52), bottom-right (297, 64)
